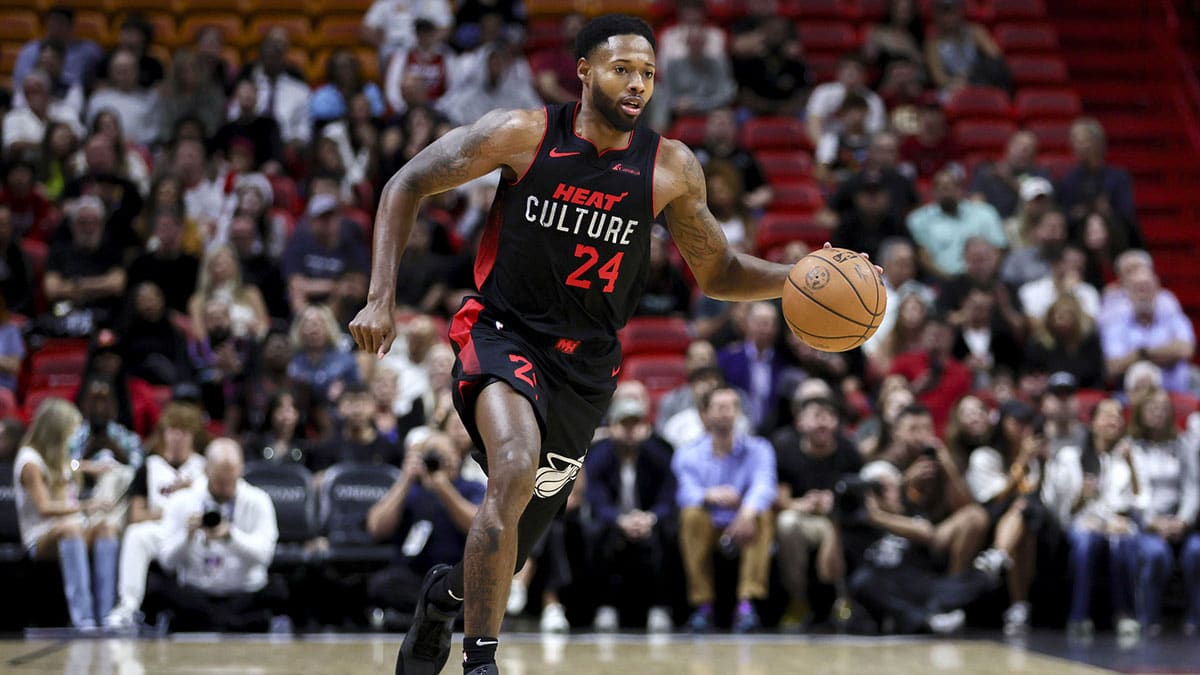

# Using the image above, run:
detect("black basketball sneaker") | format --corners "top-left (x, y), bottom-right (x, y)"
top-left (465, 665), bottom-right (500, 675)
top-left (396, 564), bottom-right (458, 675)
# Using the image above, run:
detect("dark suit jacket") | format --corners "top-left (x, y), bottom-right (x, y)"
top-left (952, 317), bottom-right (1024, 377)
top-left (585, 435), bottom-right (677, 528)
top-left (718, 342), bottom-right (789, 432)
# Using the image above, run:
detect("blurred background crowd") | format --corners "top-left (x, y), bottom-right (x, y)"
top-left (0, 0), bottom-right (1199, 642)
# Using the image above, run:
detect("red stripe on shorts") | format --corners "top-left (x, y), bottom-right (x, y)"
top-left (448, 298), bottom-right (484, 375)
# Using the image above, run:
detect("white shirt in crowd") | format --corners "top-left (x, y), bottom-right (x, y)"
top-left (1041, 444), bottom-right (1138, 529)
top-left (805, 83), bottom-right (887, 137)
top-left (143, 454), bottom-right (208, 513)
top-left (229, 67), bottom-right (312, 144)
top-left (1018, 276), bottom-right (1101, 322)
top-left (363, 0), bottom-right (454, 60)
top-left (158, 478), bottom-right (278, 595)
top-left (86, 88), bottom-right (160, 146)
top-left (965, 445), bottom-right (1040, 505)
top-left (13, 446), bottom-right (81, 551)
top-left (2, 104), bottom-right (85, 150)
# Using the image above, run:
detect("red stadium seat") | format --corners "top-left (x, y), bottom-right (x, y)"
top-left (245, 14), bottom-right (312, 48)
top-left (794, 21), bottom-right (859, 54)
top-left (139, 13), bottom-right (179, 49)
top-left (755, 212), bottom-right (828, 252)
top-left (769, 181), bottom-right (824, 213)
top-left (314, 16), bottom-right (361, 49)
top-left (268, 175), bottom-right (303, 215)
top-left (177, 13), bottom-right (244, 47)
top-left (780, 0), bottom-right (847, 19)
top-left (855, 0), bottom-right (888, 21)
top-left (742, 117), bottom-right (810, 152)
top-left (23, 387), bottom-right (78, 421)
top-left (755, 150), bottom-right (814, 184)
top-left (1013, 88), bottom-right (1081, 121)
top-left (943, 86), bottom-right (1011, 121)
top-left (618, 316), bottom-right (691, 356)
top-left (0, 10), bottom-right (38, 42)
top-left (1171, 392), bottom-right (1199, 429)
top-left (619, 354), bottom-right (687, 392)
top-left (952, 119), bottom-right (1018, 152)
top-left (1075, 389), bottom-right (1109, 423)
top-left (667, 115), bottom-right (707, 147)
top-left (1039, 152), bottom-right (1075, 180)
top-left (179, 0), bottom-right (246, 11)
top-left (1008, 56), bottom-right (1068, 86)
top-left (72, 11), bottom-right (112, 47)
top-left (1025, 119), bottom-right (1072, 152)
top-left (993, 23), bottom-right (1058, 52)
top-left (989, 0), bottom-right (1047, 21)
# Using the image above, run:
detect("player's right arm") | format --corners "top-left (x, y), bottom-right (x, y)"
top-left (350, 108), bottom-right (546, 356)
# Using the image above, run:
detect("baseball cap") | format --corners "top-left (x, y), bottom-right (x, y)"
top-left (1019, 176), bottom-right (1054, 202)
top-left (610, 396), bottom-right (647, 422)
top-left (306, 193), bottom-right (339, 217)
top-left (1047, 371), bottom-right (1078, 395)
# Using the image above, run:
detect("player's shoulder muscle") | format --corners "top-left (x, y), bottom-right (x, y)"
top-left (654, 137), bottom-right (705, 216)
top-left (401, 107), bottom-right (546, 194)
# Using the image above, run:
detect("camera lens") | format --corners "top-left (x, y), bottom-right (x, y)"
top-left (202, 510), bottom-right (222, 528)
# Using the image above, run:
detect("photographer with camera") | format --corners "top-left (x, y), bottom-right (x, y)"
top-left (365, 430), bottom-right (485, 615)
top-left (816, 460), bottom-right (998, 634)
top-left (772, 394), bottom-right (862, 628)
top-left (144, 438), bottom-right (279, 631)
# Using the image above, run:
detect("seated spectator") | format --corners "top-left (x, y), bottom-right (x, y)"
top-left (805, 54), bottom-right (887, 147)
top-left (1042, 398), bottom-right (1139, 638)
top-left (64, 129), bottom-right (147, 248)
top-left (43, 196), bottom-right (126, 333)
top-left (104, 401), bottom-right (208, 630)
top-left (635, 230), bottom-right (691, 317)
top-left (158, 48), bottom-right (226, 144)
top-left (227, 214), bottom-right (288, 320)
top-left (15, 42), bottom-right (84, 116)
top-left (1019, 244), bottom-right (1100, 324)
top-left (815, 94), bottom-right (874, 187)
top-left (705, 161), bottom-right (755, 252)
top-left (773, 395), bottom-right (862, 627)
top-left (245, 391), bottom-right (309, 465)
top-left (971, 132), bottom-right (1047, 221)
top-left (367, 365), bottom-right (418, 446)
top-left (925, 0), bottom-right (1009, 93)
top-left (214, 173), bottom-right (288, 261)
top-left (172, 138), bottom-right (224, 236)
top-left (282, 194), bottom-right (371, 314)
top-left (189, 245), bottom-right (270, 340)
top-left (234, 29), bottom-right (312, 150)
top-left (288, 304), bottom-right (360, 410)
top-left (656, 340), bottom-right (718, 434)
top-left (820, 459), bottom-right (997, 635)
top-left (1024, 294), bottom-right (1106, 389)
top-left (944, 393), bottom-right (993, 472)
top-left (146, 439), bottom-right (280, 632)
top-left (128, 208), bottom-right (200, 316)
top-left (717, 302), bottom-right (787, 433)
top-left (1127, 389), bottom-right (1200, 633)
top-left (364, 430), bottom-right (484, 615)
top-left (120, 282), bottom-right (191, 386)
top-left (1080, 209), bottom-right (1128, 290)
top-left (13, 7), bottom-right (103, 90)
top-left (1042, 372), bottom-right (1089, 454)
top-left (827, 132), bottom-right (919, 227)
top-left (830, 170), bottom-right (911, 259)
top-left (657, 27), bottom-right (737, 128)
top-left (188, 297), bottom-right (254, 426)
top-left (3, 70), bottom-right (85, 155)
top-left (862, 0), bottom-right (925, 83)
top-left (1059, 117), bottom-right (1141, 247)
top-left (657, 0), bottom-right (727, 76)
top-left (0, 295), bottom-right (22, 396)
top-left (2, 159), bottom-right (56, 243)
top-left (96, 15), bottom-right (164, 89)
top-left (308, 382), bottom-right (402, 473)
top-left (1101, 267), bottom-right (1196, 394)
top-left (907, 167), bottom-right (1007, 277)
top-left (86, 50), bottom-right (160, 147)
top-left (865, 280), bottom-right (933, 377)
top-left (899, 97), bottom-right (962, 180)
top-left (937, 236), bottom-right (1026, 337)
top-left (214, 79), bottom-right (284, 172)
top-left (950, 282), bottom-right (1023, 389)
top-left (71, 376), bottom-right (145, 487)
top-left (194, 26), bottom-right (234, 90)
top-left (0, 205), bottom-right (32, 318)
top-left (14, 398), bottom-right (119, 630)
top-left (693, 108), bottom-right (772, 211)
top-left (585, 394), bottom-right (678, 632)
top-left (361, 0), bottom-right (454, 65)
top-left (1006, 176), bottom-right (1056, 247)
top-left (730, 15), bottom-right (808, 118)
top-left (381, 315), bottom-right (441, 423)
top-left (529, 13), bottom-right (585, 104)
top-left (311, 48), bottom-right (386, 124)
top-left (35, 120), bottom-right (82, 202)
top-left (889, 318), bottom-right (973, 431)
top-left (1099, 249), bottom-right (1182, 327)
top-left (385, 17), bottom-right (455, 116)
top-left (138, 175), bottom-right (202, 258)
top-left (855, 375), bottom-right (915, 459)
top-left (673, 387), bottom-right (777, 633)
top-left (436, 39), bottom-right (540, 127)
top-left (1001, 209), bottom-right (1067, 289)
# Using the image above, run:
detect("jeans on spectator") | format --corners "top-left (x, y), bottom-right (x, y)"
top-left (775, 510), bottom-right (833, 604)
top-left (590, 519), bottom-right (676, 612)
top-left (1068, 528), bottom-right (1135, 623)
top-left (1181, 533), bottom-right (1200, 625)
top-left (679, 507), bottom-right (773, 606)
top-left (115, 521), bottom-right (166, 614)
top-left (57, 537), bottom-right (97, 629)
top-left (92, 536), bottom-right (118, 621)
top-left (1134, 531), bottom-right (1200, 626)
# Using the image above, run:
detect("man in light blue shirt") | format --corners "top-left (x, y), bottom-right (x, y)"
top-left (1101, 267), bottom-right (1196, 393)
top-left (672, 386), bottom-right (777, 633)
top-left (907, 167), bottom-right (1008, 277)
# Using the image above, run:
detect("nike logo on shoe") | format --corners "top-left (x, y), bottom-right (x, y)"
top-left (447, 589), bottom-right (463, 602)
top-left (611, 366), bottom-right (621, 377)
top-left (548, 147), bottom-right (581, 158)
top-left (475, 639), bottom-right (498, 646)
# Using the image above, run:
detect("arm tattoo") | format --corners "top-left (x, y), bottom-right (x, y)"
top-left (400, 123), bottom-right (491, 197)
top-left (669, 151), bottom-right (724, 265)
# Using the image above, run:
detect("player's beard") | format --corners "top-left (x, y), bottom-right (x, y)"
top-left (590, 82), bottom-right (640, 133)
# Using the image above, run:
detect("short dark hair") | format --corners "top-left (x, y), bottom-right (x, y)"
top-left (698, 385), bottom-right (739, 413)
top-left (338, 381), bottom-right (371, 403)
top-left (839, 92), bottom-right (869, 113)
top-left (896, 403), bottom-right (932, 423)
top-left (575, 14), bottom-right (657, 60)
top-left (47, 6), bottom-right (74, 22)
top-left (798, 396), bottom-right (840, 419)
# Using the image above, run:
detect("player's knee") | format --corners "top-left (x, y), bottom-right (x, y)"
top-left (483, 449), bottom-right (538, 511)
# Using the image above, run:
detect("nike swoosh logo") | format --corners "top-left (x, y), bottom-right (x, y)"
top-left (548, 147), bottom-right (580, 158)
top-left (475, 639), bottom-right (498, 646)
top-left (447, 589), bottom-right (463, 602)
top-left (611, 366), bottom-right (621, 377)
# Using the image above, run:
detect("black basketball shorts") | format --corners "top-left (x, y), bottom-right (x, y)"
top-left (447, 296), bottom-right (621, 505)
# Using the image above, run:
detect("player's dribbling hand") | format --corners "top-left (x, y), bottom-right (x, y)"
top-left (822, 241), bottom-right (884, 276)
top-left (349, 302), bottom-right (396, 359)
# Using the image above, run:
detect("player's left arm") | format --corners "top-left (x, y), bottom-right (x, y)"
top-left (659, 139), bottom-right (791, 302)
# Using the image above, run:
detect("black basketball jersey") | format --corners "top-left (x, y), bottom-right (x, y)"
top-left (473, 102), bottom-right (662, 343)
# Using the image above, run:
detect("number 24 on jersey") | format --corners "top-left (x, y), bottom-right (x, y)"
top-left (565, 244), bottom-right (624, 293)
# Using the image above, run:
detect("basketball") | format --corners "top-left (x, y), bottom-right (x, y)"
top-left (782, 247), bottom-right (888, 352)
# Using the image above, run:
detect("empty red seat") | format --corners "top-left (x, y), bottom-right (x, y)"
top-left (1170, 391), bottom-right (1199, 429)
top-left (245, 14), bottom-right (311, 48)
top-left (780, 0), bottom-right (847, 19)
top-left (989, 0), bottom-right (1047, 21)
top-left (618, 317), bottom-right (691, 357)
top-left (952, 120), bottom-right (1018, 152)
top-left (1025, 119), bottom-right (1072, 152)
top-left (755, 150), bottom-right (815, 184)
top-left (177, 13), bottom-right (244, 47)
top-left (619, 354), bottom-right (687, 393)
top-left (72, 10), bottom-right (111, 46)
top-left (943, 86), bottom-right (1011, 121)
top-left (855, 0), bottom-right (888, 21)
top-left (742, 117), bottom-right (810, 152)
top-left (1008, 56), bottom-right (1068, 86)
top-left (0, 10), bottom-right (38, 42)
top-left (667, 115), bottom-right (707, 147)
top-left (755, 213), bottom-right (828, 252)
top-left (1013, 88), bottom-right (1081, 121)
top-left (314, 15), bottom-right (361, 49)
top-left (795, 21), bottom-right (858, 53)
top-left (268, 175), bottom-right (303, 215)
top-left (23, 386), bottom-right (78, 421)
top-left (1039, 152), bottom-right (1076, 180)
top-left (993, 22), bottom-right (1058, 52)
top-left (770, 181), bottom-right (824, 213)
top-left (1075, 389), bottom-right (1109, 423)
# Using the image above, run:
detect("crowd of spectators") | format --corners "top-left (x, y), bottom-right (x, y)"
top-left (1, 0), bottom-right (1199, 640)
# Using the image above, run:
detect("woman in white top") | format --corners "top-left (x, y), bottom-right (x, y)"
top-left (1042, 398), bottom-right (1140, 638)
top-left (188, 244), bottom-right (270, 340)
top-left (13, 398), bottom-right (120, 630)
top-left (1126, 389), bottom-right (1200, 633)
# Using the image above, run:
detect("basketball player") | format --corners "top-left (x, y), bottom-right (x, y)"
top-left (350, 15), bottom-right (872, 675)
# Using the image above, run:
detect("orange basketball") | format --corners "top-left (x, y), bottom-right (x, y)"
top-left (782, 247), bottom-right (888, 352)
